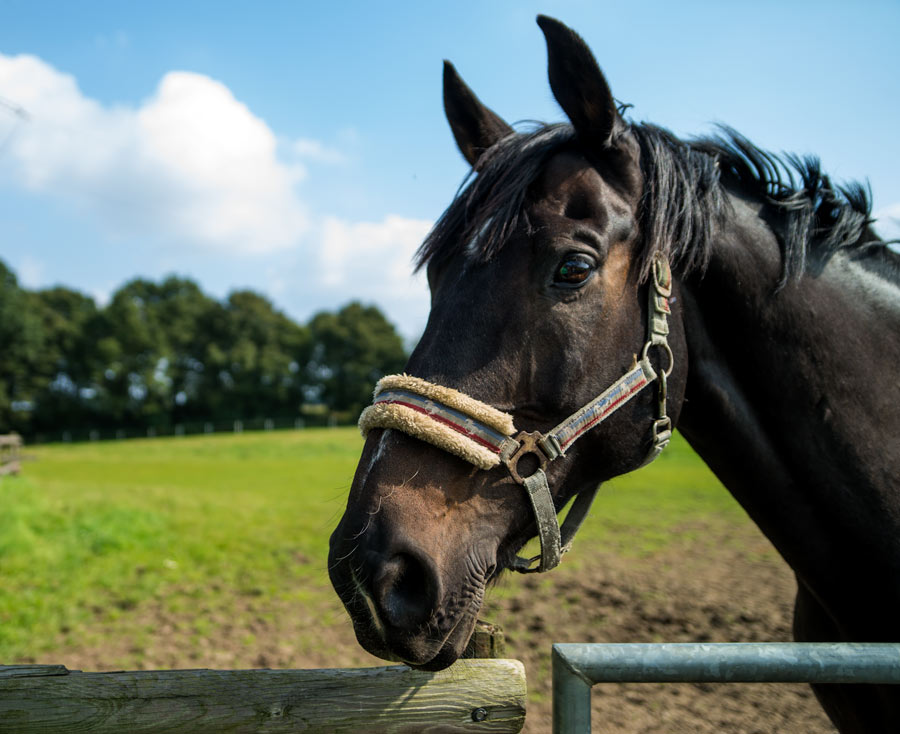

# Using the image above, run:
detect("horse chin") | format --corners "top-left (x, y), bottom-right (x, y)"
top-left (410, 637), bottom-right (469, 672)
top-left (412, 609), bottom-right (481, 671)
top-left (397, 614), bottom-right (478, 671)
top-left (350, 600), bottom-right (479, 672)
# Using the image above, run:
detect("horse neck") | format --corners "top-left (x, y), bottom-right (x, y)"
top-left (675, 193), bottom-right (900, 610)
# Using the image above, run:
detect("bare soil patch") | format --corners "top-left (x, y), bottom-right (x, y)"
top-left (51, 520), bottom-right (835, 733)
top-left (482, 521), bottom-right (836, 733)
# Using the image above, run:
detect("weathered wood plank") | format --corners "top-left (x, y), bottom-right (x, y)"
top-left (0, 660), bottom-right (526, 733)
top-left (0, 666), bottom-right (68, 679)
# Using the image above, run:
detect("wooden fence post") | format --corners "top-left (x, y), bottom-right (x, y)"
top-left (0, 433), bottom-right (22, 476)
top-left (464, 620), bottom-right (507, 659)
top-left (0, 660), bottom-right (526, 733)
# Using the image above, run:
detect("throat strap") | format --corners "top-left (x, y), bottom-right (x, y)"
top-left (358, 253), bottom-right (674, 574)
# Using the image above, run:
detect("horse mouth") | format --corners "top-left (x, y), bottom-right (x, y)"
top-left (342, 567), bottom-right (483, 671)
top-left (369, 614), bottom-right (478, 672)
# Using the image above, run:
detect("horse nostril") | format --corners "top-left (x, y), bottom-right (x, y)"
top-left (373, 550), bottom-right (441, 630)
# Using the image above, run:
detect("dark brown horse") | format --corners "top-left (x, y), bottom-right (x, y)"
top-left (329, 16), bottom-right (900, 732)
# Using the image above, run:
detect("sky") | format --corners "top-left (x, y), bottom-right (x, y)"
top-left (1, 0), bottom-right (898, 339)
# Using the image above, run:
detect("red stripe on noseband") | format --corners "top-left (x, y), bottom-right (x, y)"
top-left (560, 375), bottom-right (649, 451)
top-left (377, 399), bottom-right (503, 454)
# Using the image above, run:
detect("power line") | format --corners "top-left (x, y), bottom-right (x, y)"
top-left (0, 95), bottom-right (30, 121)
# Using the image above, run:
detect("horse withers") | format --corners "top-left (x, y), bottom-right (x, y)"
top-left (329, 16), bottom-right (900, 732)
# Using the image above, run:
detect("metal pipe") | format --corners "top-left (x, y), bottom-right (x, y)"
top-left (552, 642), bottom-right (900, 734)
top-left (553, 646), bottom-right (591, 734)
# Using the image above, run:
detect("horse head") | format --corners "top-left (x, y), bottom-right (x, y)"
top-left (329, 16), bottom-right (688, 670)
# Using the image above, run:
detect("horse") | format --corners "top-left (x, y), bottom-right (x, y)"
top-left (328, 15), bottom-right (900, 732)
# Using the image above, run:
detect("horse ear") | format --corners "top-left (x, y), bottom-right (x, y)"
top-left (537, 15), bottom-right (623, 146)
top-left (443, 61), bottom-right (513, 167)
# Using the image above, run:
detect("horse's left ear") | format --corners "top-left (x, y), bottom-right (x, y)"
top-left (537, 15), bottom-right (625, 147)
top-left (443, 61), bottom-right (514, 167)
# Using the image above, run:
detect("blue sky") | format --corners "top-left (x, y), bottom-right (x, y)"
top-left (1, 0), bottom-right (898, 338)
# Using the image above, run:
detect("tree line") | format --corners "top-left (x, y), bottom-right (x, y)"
top-left (0, 259), bottom-right (408, 441)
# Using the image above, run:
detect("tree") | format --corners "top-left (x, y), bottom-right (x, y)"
top-left (88, 278), bottom-right (171, 427)
top-left (144, 277), bottom-right (221, 425)
top-left (27, 287), bottom-right (99, 432)
top-left (0, 260), bottom-right (45, 433)
top-left (307, 302), bottom-right (407, 415)
top-left (198, 290), bottom-right (310, 421)
top-left (0, 262), bottom-right (407, 438)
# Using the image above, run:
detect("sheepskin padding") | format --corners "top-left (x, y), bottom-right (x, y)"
top-left (372, 374), bottom-right (515, 436)
top-left (358, 401), bottom-right (501, 470)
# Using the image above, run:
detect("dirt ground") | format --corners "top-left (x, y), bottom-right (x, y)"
top-left (481, 521), bottom-right (837, 733)
top-left (53, 518), bottom-right (836, 734)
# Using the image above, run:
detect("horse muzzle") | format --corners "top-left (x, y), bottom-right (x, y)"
top-left (328, 502), bottom-right (494, 670)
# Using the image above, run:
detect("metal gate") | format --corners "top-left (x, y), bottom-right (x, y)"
top-left (552, 642), bottom-right (900, 733)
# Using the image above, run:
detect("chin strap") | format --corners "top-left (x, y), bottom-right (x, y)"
top-left (359, 253), bottom-right (674, 574)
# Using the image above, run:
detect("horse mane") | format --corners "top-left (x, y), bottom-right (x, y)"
top-left (416, 120), bottom-right (894, 288)
top-left (416, 124), bottom-right (576, 272)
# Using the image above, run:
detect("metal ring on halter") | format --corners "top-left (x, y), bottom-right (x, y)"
top-left (640, 340), bottom-right (674, 377)
top-left (503, 430), bottom-right (550, 485)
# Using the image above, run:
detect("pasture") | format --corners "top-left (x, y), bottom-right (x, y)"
top-left (0, 428), bottom-right (834, 732)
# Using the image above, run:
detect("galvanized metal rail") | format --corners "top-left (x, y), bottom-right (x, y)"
top-left (552, 642), bottom-right (900, 733)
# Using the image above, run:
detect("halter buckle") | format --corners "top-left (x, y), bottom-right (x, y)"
top-left (652, 416), bottom-right (672, 447)
top-left (503, 431), bottom-right (551, 485)
top-left (653, 253), bottom-right (672, 297)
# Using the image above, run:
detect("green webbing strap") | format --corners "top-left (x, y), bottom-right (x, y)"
top-left (508, 471), bottom-right (601, 573)
top-left (517, 470), bottom-right (561, 572)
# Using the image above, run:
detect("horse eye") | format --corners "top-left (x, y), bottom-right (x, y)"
top-left (553, 255), bottom-right (595, 288)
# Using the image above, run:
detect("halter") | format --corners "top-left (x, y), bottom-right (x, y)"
top-left (359, 253), bottom-right (674, 573)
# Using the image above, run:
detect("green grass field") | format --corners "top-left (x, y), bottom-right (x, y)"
top-left (0, 427), bottom-right (750, 666)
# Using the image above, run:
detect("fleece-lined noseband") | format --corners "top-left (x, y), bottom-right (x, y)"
top-left (359, 253), bottom-right (674, 573)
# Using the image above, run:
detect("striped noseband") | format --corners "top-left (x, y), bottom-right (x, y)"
top-left (358, 253), bottom-right (674, 573)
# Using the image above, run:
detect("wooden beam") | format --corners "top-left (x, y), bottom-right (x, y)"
top-left (0, 660), bottom-right (526, 733)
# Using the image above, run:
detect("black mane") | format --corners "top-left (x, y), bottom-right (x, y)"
top-left (416, 124), bottom-right (576, 272)
top-left (416, 120), bottom-right (890, 287)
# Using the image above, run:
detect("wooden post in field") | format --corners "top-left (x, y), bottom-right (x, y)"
top-left (0, 433), bottom-right (22, 476)
top-left (0, 660), bottom-right (526, 733)
top-left (464, 620), bottom-right (507, 659)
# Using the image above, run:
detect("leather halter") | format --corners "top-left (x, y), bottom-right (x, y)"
top-left (359, 253), bottom-right (674, 574)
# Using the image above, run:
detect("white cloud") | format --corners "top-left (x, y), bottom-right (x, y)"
top-left (874, 202), bottom-right (900, 243)
top-left (317, 215), bottom-right (432, 333)
top-left (91, 287), bottom-right (112, 307)
top-left (0, 53), bottom-right (308, 254)
top-left (265, 264), bottom-right (288, 298)
top-left (16, 254), bottom-right (44, 288)
top-left (291, 137), bottom-right (346, 164)
top-left (0, 53), bottom-right (435, 337)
